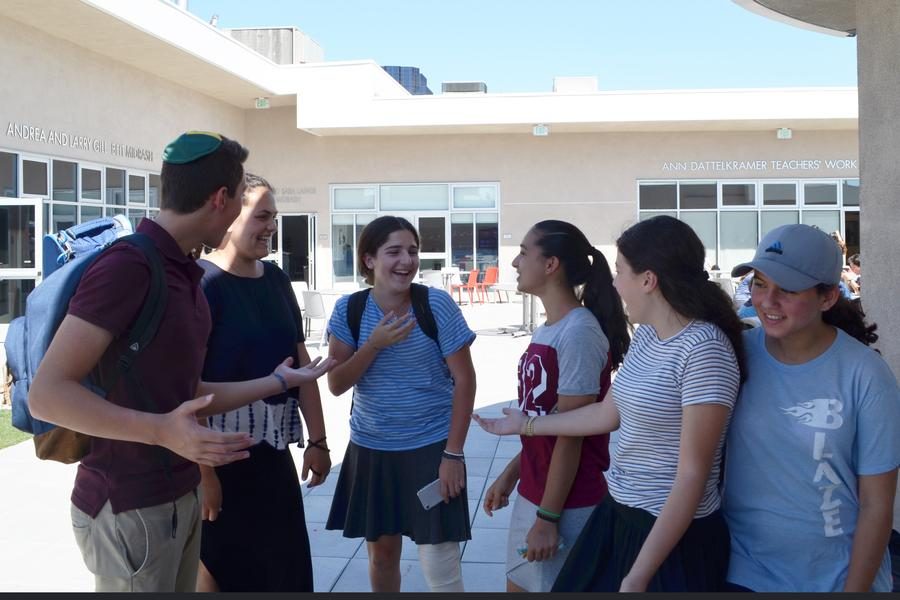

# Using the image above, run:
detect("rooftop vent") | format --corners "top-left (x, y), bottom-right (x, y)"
top-left (553, 76), bottom-right (598, 93)
top-left (441, 81), bottom-right (488, 94)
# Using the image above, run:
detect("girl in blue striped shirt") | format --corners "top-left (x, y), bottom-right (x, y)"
top-left (325, 216), bottom-right (477, 592)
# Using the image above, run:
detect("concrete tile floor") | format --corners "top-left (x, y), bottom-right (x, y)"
top-left (0, 300), bottom-right (535, 592)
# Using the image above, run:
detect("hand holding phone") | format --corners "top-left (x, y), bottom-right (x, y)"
top-left (516, 537), bottom-right (566, 558)
top-left (417, 478), bottom-right (444, 510)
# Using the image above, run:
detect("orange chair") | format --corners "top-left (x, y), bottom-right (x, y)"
top-left (476, 266), bottom-right (501, 302)
top-left (451, 269), bottom-right (480, 304)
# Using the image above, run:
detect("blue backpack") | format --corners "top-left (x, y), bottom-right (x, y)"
top-left (6, 215), bottom-right (168, 463)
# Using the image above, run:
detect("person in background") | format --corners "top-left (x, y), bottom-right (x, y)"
top-left (483, 220), bottom-right (630, 592)
top-left (724, 224), bottom-right (898, 592)
top-left (195, 174), bottom-right (330, 592)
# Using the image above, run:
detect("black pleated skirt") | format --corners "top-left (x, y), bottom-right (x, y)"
top-left (200, 442), bottom-right (312, 592)
top-left (326, 439), bottom-right (471, 544)
top-left (551, 494), bottom-right (730, 592)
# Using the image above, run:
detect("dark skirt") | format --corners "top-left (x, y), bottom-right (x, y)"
top-left (200, 442), bottom-right (312, 592)
top-left (552, 494), bottom-right (730, 592)
top-left (326, 439), bottom-right (471, 544)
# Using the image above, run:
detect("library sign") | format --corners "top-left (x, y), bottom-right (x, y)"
top-left (662, 158), bottom-right (858, 173)
top-left (6, 121), bottom-right (155, 162)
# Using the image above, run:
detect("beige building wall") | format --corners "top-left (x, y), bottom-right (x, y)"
top-left (0, 16), bottom-right (245, 171)
top-left (247, 107), bottom-right (857, 285)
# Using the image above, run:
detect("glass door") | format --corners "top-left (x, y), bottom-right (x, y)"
top-left (273, 213), bottom-right (317, 288)
top-left (0, 197), bottom-right (42, 339)
top-left (415, 215), bottom-right (447, 272)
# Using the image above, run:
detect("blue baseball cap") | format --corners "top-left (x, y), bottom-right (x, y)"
top-left (731, 224), bottom-right (842, 292)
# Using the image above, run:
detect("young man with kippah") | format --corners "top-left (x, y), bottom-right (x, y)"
top-left (29, 132), bottom-right (334, 592)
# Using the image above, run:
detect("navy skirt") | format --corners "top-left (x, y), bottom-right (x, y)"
top-left (200, 442), bottom-right (312, 592)
top-left (552, 494), bottom-right (730, 592)
top-left (326, 439), bottom-right (471, 544)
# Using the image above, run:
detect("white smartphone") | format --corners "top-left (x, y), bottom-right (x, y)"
top-left (416, 478), bottom-right (444, 510)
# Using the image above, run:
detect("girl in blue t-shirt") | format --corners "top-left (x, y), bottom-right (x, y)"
top-left (324, 215), bottom-right (477, 593)
top-left (482, 220), bottom-right (630, 592)
top-left (723, 224), bottom-right (899, 592)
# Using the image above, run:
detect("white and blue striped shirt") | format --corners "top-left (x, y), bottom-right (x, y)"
top-left (606, 321), bottom-right (739, 517)
top-left (328, 287), bottom-right (476, 451)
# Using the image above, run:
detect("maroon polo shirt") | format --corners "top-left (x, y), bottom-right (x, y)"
top-left (67, 219), bottom-right (209, 517)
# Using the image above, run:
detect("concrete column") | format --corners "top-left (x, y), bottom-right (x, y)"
top-left (856, 0), bottom-right (900, 377)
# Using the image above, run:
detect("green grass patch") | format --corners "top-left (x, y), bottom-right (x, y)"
top-left (0, 409), bottom-right (32, 450)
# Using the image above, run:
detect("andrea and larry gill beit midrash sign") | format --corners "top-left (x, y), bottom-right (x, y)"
top-left (6, 121), bottom-right (155, 163)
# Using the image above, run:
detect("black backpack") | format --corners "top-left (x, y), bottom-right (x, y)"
top-left (346, 283), bottom-right (438, 348)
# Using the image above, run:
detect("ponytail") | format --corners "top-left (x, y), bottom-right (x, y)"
top-left (817, 286), bottom-right (879, 347)
top-left (583, 248), bottom-right (630, 369)
top-left (532, 220), bottom-right (631, 370)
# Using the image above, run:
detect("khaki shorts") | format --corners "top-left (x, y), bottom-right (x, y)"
top-left (505, 494), bottom-right (596, 592)
top-left (71, 489), bottom-right (200, 592)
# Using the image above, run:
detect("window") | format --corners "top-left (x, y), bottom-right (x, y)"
top-left (331, 213), bottom-right (375, 283)
top-left (333, 187), bottom-right (376, 210)
top-left (761, 211), bottom-right (798, 236)
top-left (81, 167), bottom-right (102, 201)
top-left (51, 203), bottom-right (76, 232)
top-left (719, 211), bottom-right (758, 270)
top-left (802, 211), bottom-right (840, 234)
top-left (722, 183), bottom-right (755, 206)
top-left (0, 152), bottom-right (17, 197)
top-left (80, 205), bottom-right (103, 222)
top-left (804, 182), bottom-right (838, 205)
top-left (762, 183), bottom-right (796, 206)
top-left (128, 208), bottom-right (146, 230)
top-left (23, 160), bottom-right (48, 196)
top-left (639, 183), bottom-right (676, 210)
top-left (679, 183), bottom-right (716, 209)
top-left (52, 160), bottom-right (77, 202)
top-left (149, 174), bottom-right (161, 208)
top-left (475, 213), bottom-right (499, 272)
top-left (106, 168), bottom-right (125, 205)
top-left (679, 212), bottom-right (717, 266)
top-left (380, 184), bottom-right (448, 211)
top-left (452, 185), bottom-right (497, 209)
top-left (128, 175), bottom-right (146, 205)
top-left (842, 179), bottom-right (859, 206)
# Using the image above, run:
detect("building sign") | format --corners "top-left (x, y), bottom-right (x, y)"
top-left (662, 159), bottom-right (858, 173)
top-left (6, 122), bottom-right (154, 163)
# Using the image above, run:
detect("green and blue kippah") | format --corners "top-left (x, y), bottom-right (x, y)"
top-left (162, 131), bottom-right (223, 164)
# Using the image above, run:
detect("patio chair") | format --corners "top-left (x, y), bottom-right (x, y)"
top-left (476, 266), bottom-right (502, 302)
top-left (451, 268), bottom-right (481, 304)
top-left (290, 280), bottom-right (309, 312)
top-left (300, 290), bottom-right (328, 347)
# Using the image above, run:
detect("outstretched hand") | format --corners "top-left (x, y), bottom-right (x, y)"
top-left (366, 311), bottom-right (417, 350)
top-left (275, 355), bottom-right (337, 388)
top-left (156, 394), bottom-right (253, 467)
top-left (472, 407), bottom-right (527, 436)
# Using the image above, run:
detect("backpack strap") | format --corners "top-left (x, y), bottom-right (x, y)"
top-left (409, 283), bottom-right (438, 343)
top-left (347, 288), bottom-right (371, 348)
top-left (100, 233), bottom-right (172, 477)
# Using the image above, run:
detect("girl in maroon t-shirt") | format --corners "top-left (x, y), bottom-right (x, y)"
top-left (482, 220), bottom-right (629, 592)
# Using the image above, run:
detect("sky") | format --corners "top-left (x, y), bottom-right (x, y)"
top-left (187, 0), bottom-right (858, 94)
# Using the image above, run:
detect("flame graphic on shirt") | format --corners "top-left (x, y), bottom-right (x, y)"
top-left (780, 399), bottom-right (844, 430)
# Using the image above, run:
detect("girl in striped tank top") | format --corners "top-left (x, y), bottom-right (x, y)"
top-left (475, 215), bottom-right (746, 592)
